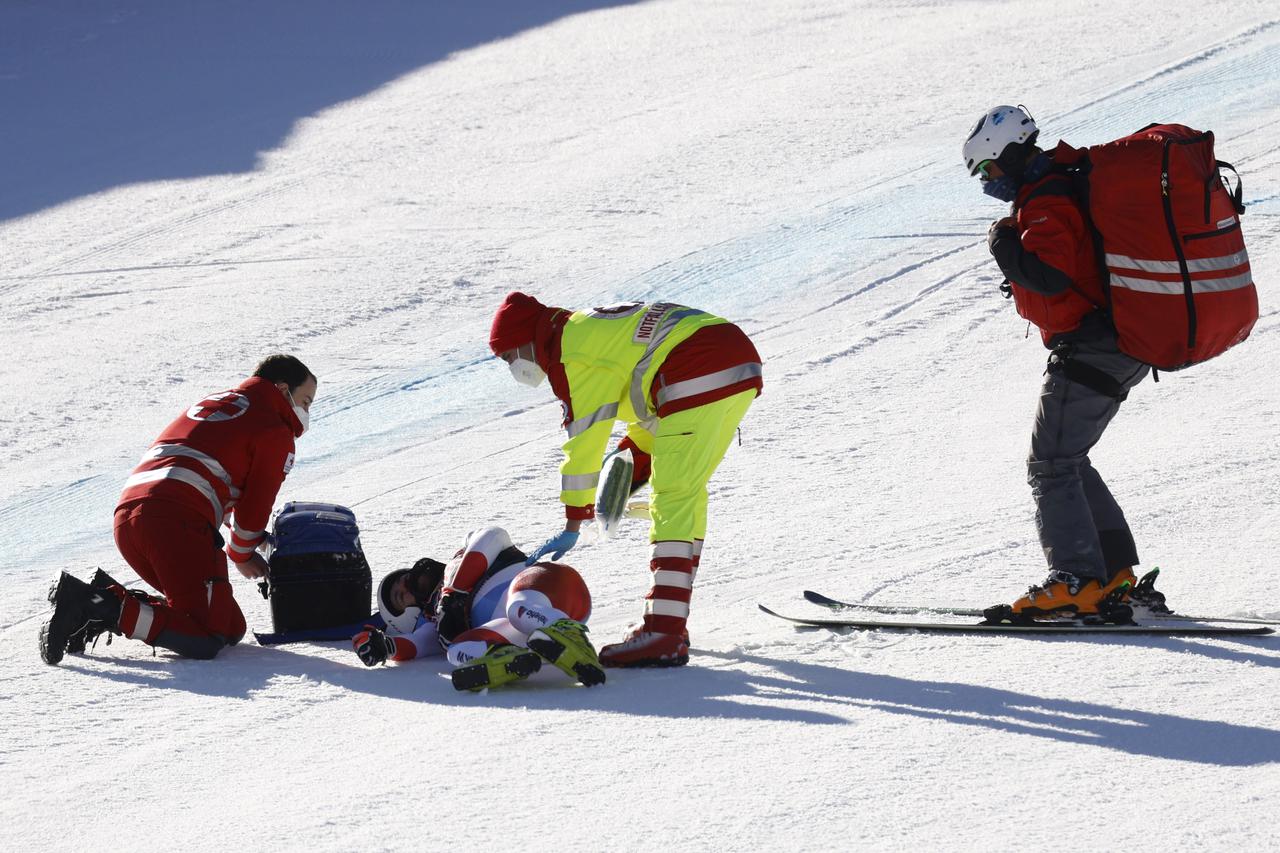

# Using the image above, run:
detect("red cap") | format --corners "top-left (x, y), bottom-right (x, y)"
top-left (489, 292), bottom-right (546, 354)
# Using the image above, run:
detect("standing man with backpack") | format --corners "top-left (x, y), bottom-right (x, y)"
top-left (39, 354), bottom-right (316, 663)
top-left (964, 106), bottom-right (1255, 619)
top-left (966, 105), bottom-right (1151, 619)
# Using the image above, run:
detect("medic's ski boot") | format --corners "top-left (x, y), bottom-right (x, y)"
top-left (40, 572), bottom-right (123, 665)
top-left (599, 623), bottom-right (690, 668)
top-left (527, 619), bottom-right (606, 686)
top-left (65, 569), bottom-right (130, 655)
top-left (984, 567), bottom-right (1135, 624)
top-left (450, 643), bottom-right (543, 692)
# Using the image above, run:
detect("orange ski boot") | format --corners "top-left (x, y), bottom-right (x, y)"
top-left (1006, 567), bottom-right (1136, 620)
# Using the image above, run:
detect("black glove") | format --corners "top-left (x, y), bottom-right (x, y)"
top-left (436, 590), bottom-right (471, 644)
top-left (987, 216), bottom-right (1018, 255)
top-left (354, 627), bottom-right (396, 667)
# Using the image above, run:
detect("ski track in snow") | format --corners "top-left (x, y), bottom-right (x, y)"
top-left (4, 4), bottom-right (1280, 851)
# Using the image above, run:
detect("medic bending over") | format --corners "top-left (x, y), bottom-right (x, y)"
top-left (488, 293), bottom-right (763, 668)
top-left (350, 526), bottom-right (604, 692)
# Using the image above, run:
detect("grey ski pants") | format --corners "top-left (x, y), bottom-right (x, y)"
top-left (1028, 330), bottom-right (1149, 580)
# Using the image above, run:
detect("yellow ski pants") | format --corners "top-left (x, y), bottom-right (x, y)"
top-left (648, 389), bottom-right (756, 545)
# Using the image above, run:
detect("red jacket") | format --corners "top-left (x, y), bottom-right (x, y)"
top-left (1003, 142), bottom-right (1107, 345)
top-left (117, 377), bottom-right (304, 563)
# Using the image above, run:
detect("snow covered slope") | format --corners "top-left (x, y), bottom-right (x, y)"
top-left (3, 2), bottom-right (1279, 850)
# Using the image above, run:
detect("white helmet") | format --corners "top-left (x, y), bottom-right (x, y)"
top-left (376, 558), bottom-right (445, 633)
top-left (963, 105), bottom-right (1039, 175)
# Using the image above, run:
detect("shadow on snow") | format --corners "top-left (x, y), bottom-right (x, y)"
top-left (61, 632), bottom-right (1280, 767)
top-left (0, 0), bottom-right (641, 223)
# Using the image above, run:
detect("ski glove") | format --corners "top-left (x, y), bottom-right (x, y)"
top-left (354, 627), bottom-right (396, 667)
top-left (525, 530), bottom-right (579, 565)
top-left (436, 590), bottom-right (471, 644)
top-left (988, 217), bottom-right (1018, 254)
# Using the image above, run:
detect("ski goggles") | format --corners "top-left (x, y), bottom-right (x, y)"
top-left (976, 159), bottom-right (996, 181)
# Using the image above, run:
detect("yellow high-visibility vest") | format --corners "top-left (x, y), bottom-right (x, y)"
top-left (556, 301), bottom-right (727, 507)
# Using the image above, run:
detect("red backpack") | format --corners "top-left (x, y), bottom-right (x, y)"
top-left (1061, 124), bottom-right (1257, 369)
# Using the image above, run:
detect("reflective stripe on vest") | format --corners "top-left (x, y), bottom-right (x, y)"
top-left (628, 306), bottom-right (707, 418)
top-left (124, 467), bottom-right (226, 527)
top-left (566, 402), bottom-right (620, 438)
top-left (145, 444), bottom-right (240, 497)
top-left (655, 362), bottom-right (763, 408)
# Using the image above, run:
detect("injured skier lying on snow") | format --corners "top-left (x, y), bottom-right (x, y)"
top-left (351, 525), bottom-right (606, 692)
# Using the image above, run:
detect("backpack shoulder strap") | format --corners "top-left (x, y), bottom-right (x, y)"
top-left (1019, 174), bottom-right (1076, 207)
top-left (1015, 154), bottom-right (1086, 209)
top-left (1016, 161), bottom-right (1111, 314)
top-left (1051, 156), bottom-right (1113, 312)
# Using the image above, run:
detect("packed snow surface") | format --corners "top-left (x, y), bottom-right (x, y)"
top-left (3, 2), bottom-right (1279, 850)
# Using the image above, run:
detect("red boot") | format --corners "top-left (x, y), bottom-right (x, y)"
top-left (599, 622), bottom-right (690, 668)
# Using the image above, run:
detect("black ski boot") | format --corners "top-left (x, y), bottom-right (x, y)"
top-left (40, 572), bottom-right (123, 666)
top-left (65, 569), bottom-right (129, 655)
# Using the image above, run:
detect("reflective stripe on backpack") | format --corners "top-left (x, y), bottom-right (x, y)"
top-left (1083, 124), bottom-right (1257, 368)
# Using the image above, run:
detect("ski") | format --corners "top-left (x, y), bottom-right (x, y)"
top-left (759, 604), bottom-right (1274, 636)
top-left (802, 589), bottom-right (1280, 627)
top-left (804, 590), bottom-right (985, 618)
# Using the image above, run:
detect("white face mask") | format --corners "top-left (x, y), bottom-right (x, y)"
top-left (281, 385), bottom-right (310, 435)
top-left (292, 402), bottom-right (310, 435)
top-left (509, 357), bottom-right (546, 388)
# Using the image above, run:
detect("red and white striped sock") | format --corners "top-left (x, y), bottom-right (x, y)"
top-left (645, 540), bottom-right (694, 635)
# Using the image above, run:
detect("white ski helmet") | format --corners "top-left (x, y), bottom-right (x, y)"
top-left (376, 558), bottom-right (445, 633)
top-left (963, 105), bottom-right (1039, 175)
top-left (376, 569), bottom-right (418, 633)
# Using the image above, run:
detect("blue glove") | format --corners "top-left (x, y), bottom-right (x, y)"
top-left (526, 530), bottom-right (580, 565)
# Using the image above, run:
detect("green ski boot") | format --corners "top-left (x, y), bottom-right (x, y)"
top-left (451, 643), bottom-right (543, 692)
top-left (527, 619), bottom-right (606, 686)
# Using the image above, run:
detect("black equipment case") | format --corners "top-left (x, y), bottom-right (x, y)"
top-left (261, 502), bottom-right (372, 633)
